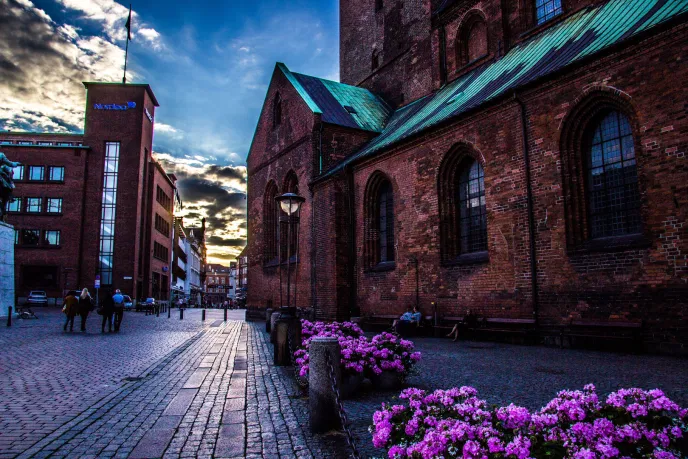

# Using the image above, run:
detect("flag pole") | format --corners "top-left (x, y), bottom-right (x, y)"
top-left (123, 4), bottom-right (132, 84)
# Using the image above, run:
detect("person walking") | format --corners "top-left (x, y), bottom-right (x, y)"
top-left (78, 288), bottom-right (93, 332)
top-left (112, 289), bottom-right (125, 332)
top-left (101, 290), bottom-right (114, 333)
top-left (62, 291), bottom-right (79, 332)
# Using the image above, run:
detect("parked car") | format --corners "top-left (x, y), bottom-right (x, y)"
top-left (123, 295), bottom-right (134, 310)
top-left (27, 291), bottom-right (48, 305)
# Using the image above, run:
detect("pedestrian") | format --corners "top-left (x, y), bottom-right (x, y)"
top-left (62, 290), bottom-right (79, 332)
top-left (101, 289), bottom-right (114, 333)
top-left (112, 289), bottom-right (125, 332)
top-left (78, 288), bottom-right (93, 332)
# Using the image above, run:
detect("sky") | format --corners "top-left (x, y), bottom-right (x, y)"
top-left (0, 0), bottom-right (340, 264)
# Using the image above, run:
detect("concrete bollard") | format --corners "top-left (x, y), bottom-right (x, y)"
top-left (180, 308), bottom-right (184, 320)
top-left (224, 307), bottom-right (228, 321)
top-left (168, 304), bottom-right (171, 318)
top-left (7, 306), bottom-right (11, 327)
top-left (202, 309), bottom-right (206, 321)
top-left (274, 319), bottom-right (290, 366)
top-left (309, 337), bottom-right (341, 433)
top-left (156, 305), bottom-right (160, 317)
top-left (265, 308), bottom-right (274, 333)
top-left (270, 312), bottom-right (280, 344)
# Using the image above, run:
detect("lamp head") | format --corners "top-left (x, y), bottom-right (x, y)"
top-left (275, 192), bottom-right (305, 215)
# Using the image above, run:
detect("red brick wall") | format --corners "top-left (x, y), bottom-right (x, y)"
top-left (2, 136), bottom-right (87, 297)
top-left (246, 69), bottom-right (317, 312)
top-left (340, 0), bottom-right (434, 106)
top-left (348, 25), bottom-right (688, 346)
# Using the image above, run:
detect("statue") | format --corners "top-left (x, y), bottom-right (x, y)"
top-left (0, 152), bottom-right (21, 220)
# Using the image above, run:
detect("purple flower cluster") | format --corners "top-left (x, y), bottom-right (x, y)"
top-left (371, 385), bottom-right (688, 459)
top-left (295, 321), bottom-right (422, 381)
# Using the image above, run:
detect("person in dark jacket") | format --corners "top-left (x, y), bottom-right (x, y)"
top-left (78, 288), bottom-right (93, 332)
top-left (63, 291), bottom-right (79, 332)
top-left (101, 290), bottom-right (114, 333)
top-left (112, 289), bottom-right (125, 332)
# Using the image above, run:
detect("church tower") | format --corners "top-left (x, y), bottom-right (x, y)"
top-left (339, 0), bottom-right (434, 107)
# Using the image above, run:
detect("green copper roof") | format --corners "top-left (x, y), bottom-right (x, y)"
top-left (278, 63), bottom-right (391, 133)
top-left (324, 0), bottom-right (688, 176)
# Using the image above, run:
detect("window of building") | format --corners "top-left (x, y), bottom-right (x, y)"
top-left (438, 145), bottom-right (489, 263)
top-left (57, 142), bottom-right (72, 146)
top-left (44, 230), bottom-right (61, 246)
top-left (156, 186), bottom-right (172, 212)
top-left (6, 197), bottom-right (21, 213)
top-left (586, 111), bottom-right (641, 239)
top-left (280, 171), bottom-right (299, 262)
top-left (263, 181), bottom-right (279, 264)
top-left (273, 93), bottom-right (282, 128)
top-left (38, 141), bottom-right (53, 146)
top-left (155, 213), bottom-right (170, 236)
top-left (378, 180), bottom-right (395, 263)
top-left (14, 229), bottom-right (19, 245)
top-left (46, 198), bottom-right (62, 214)
top-left (98, 142), bottom-right (120, 286)
top-left (457, 12), bottom-right (488, 67)
top-left (457, 160), bottom-right (487, 254)
top-left (21, 229), bottom-right (40, 246)
top-left (536, 0), bottom-right (562, 25)
top-left (29, 166), bottom-right (44, 181)
top-left (12, 165), bottom-right (23, 181)
top-left (154, 241), bottom-right (169, 261)
top-left (18, 141), bottom-right (32, 145)
top-left (1, 140), bottom-right (13, 145)
top-left (48, 166), bottom-right (65, 182)
top-left (26, 197), bottom-right (42, 213)
top-left (372, 50), bottom-right (380, 71)
top-left (364, 173), bottom-right (395, 269)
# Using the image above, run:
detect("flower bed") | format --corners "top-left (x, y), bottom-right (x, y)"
top-left (294, 321), bottom-right (421, 389)
top-left (371, 385), bottom-right (687, 458)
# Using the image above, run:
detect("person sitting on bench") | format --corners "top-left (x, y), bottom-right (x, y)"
top-left (393, 306), bottom-right (422, 335)
top-left (447, 310), bottom-right (478, 342)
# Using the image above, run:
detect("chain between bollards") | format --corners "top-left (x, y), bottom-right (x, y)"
top-left (325, 351), bottom-right (361, 459)
top-left (287, 330), bottom-right (308, 388)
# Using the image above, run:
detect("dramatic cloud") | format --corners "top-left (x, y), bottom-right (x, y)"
top-left (0, 0), bottom-right (127, 131)
top-left (155, 153), bottom-right (247, 264)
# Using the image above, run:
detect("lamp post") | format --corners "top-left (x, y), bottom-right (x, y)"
top-left (275, 192), bottom-right (305, 314)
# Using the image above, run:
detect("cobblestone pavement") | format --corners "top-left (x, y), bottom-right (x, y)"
top-left (342, 335), bottom-right (688, 458)
top-left (0, 308), bottom-right (249, 459)
top-left (3, 310), bottom-right (686, 459)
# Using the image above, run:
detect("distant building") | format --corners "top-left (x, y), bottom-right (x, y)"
top-left (237, 247), bottom-right (247, 290)
top-left (228, 261), bottom-right (237, 300)
top-left (205, 263), bottom-right (230, 304)
top-left (2, 82), bottom-right (176, 300)
top-left (184, 219), bottom-right (206, 303)
top-left (171, 217), bottom-right (187, 295)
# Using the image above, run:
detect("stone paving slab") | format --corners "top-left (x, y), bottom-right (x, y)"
top-left (163, 389), bottom-right (197, 416)
top-left (215, 423), bottom-right (245, 458)
top-left (182, 368), bottom-right (210, 389)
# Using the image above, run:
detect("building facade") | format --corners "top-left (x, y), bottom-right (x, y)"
top-left (247, 0), bottom-right (688, 352)
top-left (171, 217), bottom-right (188, 294)
top-left (183, 221), bottom-right (206, 303)
top-left (2, 82), bottom-right (176, 301)
top-left (205, 263), bottom-right (231, 304)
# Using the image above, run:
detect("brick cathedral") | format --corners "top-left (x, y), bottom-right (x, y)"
top-left (247, 0), bottom-right (688, 353)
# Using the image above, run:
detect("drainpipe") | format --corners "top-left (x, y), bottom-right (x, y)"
top-left (345, 164), bottom-right (359, 318)
top-left (513, 91), bottom-right (539, 327)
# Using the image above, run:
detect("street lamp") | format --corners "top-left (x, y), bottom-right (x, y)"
top-left (275, 192), bottom-right (305, 315)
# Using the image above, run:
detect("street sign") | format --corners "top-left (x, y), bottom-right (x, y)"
top-left (123, 276), bottom-right (132, 280)
top-left (95, 274), bottom-right (101, 289)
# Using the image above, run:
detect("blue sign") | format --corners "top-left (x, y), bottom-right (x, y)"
top-left (94, 101), bottom-right (136, 111)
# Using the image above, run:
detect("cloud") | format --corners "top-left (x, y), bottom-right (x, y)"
top-left (154, 152), bottom-right (247, 264)
top-left (53, 0), bottom-right (163, 50)
top-left (0, 0), bottom-right (128, 132)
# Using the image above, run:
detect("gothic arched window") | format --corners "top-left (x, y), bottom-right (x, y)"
top-left (457, 12), bottom-right (488, 66)
top-left (438, 145), bottom-right (488, 263)
top-left (263, 181), bottom-right (279, 263)
top-left (585, 111), bottom-right (641, 239)
top-left (535, 0), bottom-right (562, 25)
top-left (364, 173), bottom-right (395, 269)
top-left (281, 171), bottom-right (299, 261)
